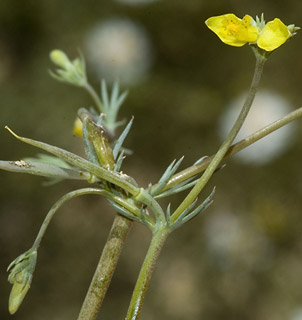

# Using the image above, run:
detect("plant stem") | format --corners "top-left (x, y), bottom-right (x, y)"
top-left (125, 227), bottom-right (170, 320)
top-left (84, 82), bottom-right (105, 114)
top-left (32, 188), bottom-right (113, 250)
top-left (171, 56), bottom-right (266, 222)
top-left (161, 105), bottom-right (302, 191)
top-left (77, 215), bottom-right (133, 320)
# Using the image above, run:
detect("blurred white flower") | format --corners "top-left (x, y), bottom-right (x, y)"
top-left (115, 0), bottom-right (158, 4)
top-left (219, 91), bottom-right (295, 165)
top-left (204, 211), bottom-right (272, 270)
top-left (291, 308), bottom-right (302, 320)
top-left (84, 18), bottom-right (153, 85)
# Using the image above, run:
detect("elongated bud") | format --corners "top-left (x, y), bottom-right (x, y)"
top-left (7, 249), bottom-right (37, 314)
top-left (79, 109), bottom-right (115, 170)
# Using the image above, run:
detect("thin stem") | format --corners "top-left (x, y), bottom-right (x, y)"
top-left (84, 82), bottom-right (105, 114)
top-left (161, 106), bottom-right (302, 191)
top-left (32, 188), bottom-right (110, 250)
top-left (77, 215), bottom-right (133, 320)
top-left (126, 228), bottom-right (170, 320)
top-left (171, 56), bottom-right (266, 222)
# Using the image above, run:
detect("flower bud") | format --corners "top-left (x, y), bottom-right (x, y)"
top-left (50, 50), bottom-right (72, 69)
top-left (49, 49), bottom-right (87, 86)
top-left (7, 249), bottom-right (37, 314)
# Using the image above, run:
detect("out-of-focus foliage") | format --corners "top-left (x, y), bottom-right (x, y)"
top-left (0, 1), bottom-right (301, 319)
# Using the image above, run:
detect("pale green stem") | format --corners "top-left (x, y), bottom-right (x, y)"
top-left (171, 56), bottom-right (266, 222)
top-left (125, 227), bottom-right (170, 320)
top-left (84, 82), bottom-right (105, 114)
top-left (161, 106), bottom-right (302, 191)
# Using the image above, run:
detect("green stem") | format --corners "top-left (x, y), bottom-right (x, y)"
top-left (32, 188), bottom-right (110, 250)
top-left (84, 82), bottom-right (105, 114)
top-left (126, 227), bottom-right (170, 320)
top-left (77, 215), bottom-right (133, 320)
top-left (32, 188), bottom-right (140, 251)
top-left (171, 56), bottom-right (266, 222)
top-left (161, 105), bottom-right (302, 191)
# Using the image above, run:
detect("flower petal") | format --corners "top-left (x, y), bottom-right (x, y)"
top-left (205, 14), bottom-right (259, 47)
top-left (257, 18), bottom-right (291, 51)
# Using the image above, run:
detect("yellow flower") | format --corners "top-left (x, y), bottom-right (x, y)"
top-left (205, 14), bottom-right (259, 47)
top-left (205, 14), bottom-right (299, 52)
top-left (257, 18), bottom-right (291, 51)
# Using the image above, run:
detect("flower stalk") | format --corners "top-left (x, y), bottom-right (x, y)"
top-left (170, 54), bottom-right (265, 222)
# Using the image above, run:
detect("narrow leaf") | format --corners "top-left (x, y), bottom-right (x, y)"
top-left (182, 187), bottom-right (216, 224)
top-left (113, 117), bottom-right (134, 160)
top-left (151, 156), bottom-right (184, 196)
top-left (101, 80), bottom-right (109, 112)
top-left (110, 81), bottom-right (120, 107)
top-left (155, 177), bottom-right (197, 199)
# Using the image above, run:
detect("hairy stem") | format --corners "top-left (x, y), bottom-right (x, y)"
top-left (171, 56), bottom-right (266, 222)
top-left (77, 215), bottom-right (133, 320)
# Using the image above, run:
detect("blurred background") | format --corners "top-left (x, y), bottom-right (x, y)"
top-left (0, 0), bottom-right (301, 319)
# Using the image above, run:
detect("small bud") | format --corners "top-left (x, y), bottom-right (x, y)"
top-left (50, 50), bottom-right (72, 69)
top-left (49, 49), bottom-right (87, 86)
top-left (7, 249), bottom-right (37, 314)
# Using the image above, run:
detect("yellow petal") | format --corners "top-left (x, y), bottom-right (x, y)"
top-left (205, 14), bottom-right (259, 47)
top-left (240, 15), bottom-right (259, 43)
top-left (73, 117), bottom-right (83, 137)
top-left (257, 18), bottom-right (291, 51)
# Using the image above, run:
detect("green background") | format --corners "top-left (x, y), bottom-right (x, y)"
top-left (0, 1), bottom-right (301, 319)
